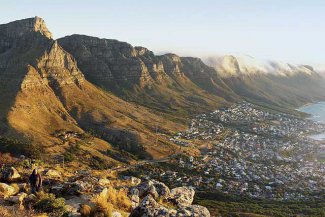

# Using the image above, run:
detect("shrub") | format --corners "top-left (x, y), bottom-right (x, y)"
top-left (79, 204), bottom-right (92, 217)
top-left (34, 192), bottom-right (68, 216)
top-left (0, 153), bottom-right (17, 165)
top-left (92, 187), bottom-right (132, 215)
top-left (0, 206), bottom-right (11, 217)
top-left (0, 206), bottom-right (34, 217)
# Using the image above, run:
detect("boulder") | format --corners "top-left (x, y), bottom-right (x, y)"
top-left (131, 177), bottom-right (141, 185)
top-left (152, 180), bottom-right (170, 199)
top-left (178, 205), bottom-right (211, 217)
top-left (111, 211), bottom-right (122, 217)
top-left (129, 187), bottom-right (140, 209)
top-left (130, 195), bottom-right (169, 217)
top-left (136, 180), bottom-right (170, 199)
top-left (5, 192), bottom-right (27, 208)
top-left (169, 186), bottom-right (195, 207)
top-left (45, 169), bottom-right (61, 179)
top-left (98, 178), bottom-right (110, 186)
top-left (23, 194), bottom-right (38, 208)
top-left (137, 180), bottom-right (158, 199)
top-left (74, 180), bottom-right (93, 192)
top-left (190, 205), bottom-right (211, 217)
top-left (0, 183), bottom-right (19, 197)
top-left (61, 181), bottom-right (93, 196)
top-left (131, 193), bottom-right (140, 209)
top-left (50, 183), bottom-right (64, 195)
top-left (130, 187), bottom-right (139, 197)
top-left (1, 167), bottom-right (21, 182)
top-left (130, 189), bottom-right (211, 217)
top-left (123, 176), bottom-right (141, 185)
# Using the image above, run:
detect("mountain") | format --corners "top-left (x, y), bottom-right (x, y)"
top-left (0, 17), bottom-right (184, 162)
top-left (204, 55), bottom-right (325, 107)
top-left (0, 17), bottom-right (324, 163)
top-left (58, 35), bottom-right (234, 118)
top-left (58, 35), bottom-right (325, 111)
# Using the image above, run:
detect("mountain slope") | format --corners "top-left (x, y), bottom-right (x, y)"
top-left (204, 55), bottom-right (325, 107)
top-left (0, 17), bottom-right (184, 161)
top-left (1, 17), bottom-right (325, 163)
top-left (59, 35), bottom-right (325, 112)
top-left (58, 35), bottom-right (234, 118)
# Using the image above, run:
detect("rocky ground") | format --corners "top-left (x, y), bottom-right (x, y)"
top-left (0, 164), bottom-right (210, 217)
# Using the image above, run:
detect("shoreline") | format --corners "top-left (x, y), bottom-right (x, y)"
top-left (297, 101), bottom-right (324, 110)
top-left (299, 101), bottom-right (325, 140)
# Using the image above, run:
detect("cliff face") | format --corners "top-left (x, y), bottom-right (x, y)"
top-left (58, 35), bottom-right (232, 116)
top-left (59, 33), bottom-right (325, 112)
top-left (0, 18), bottom-right (183, 160)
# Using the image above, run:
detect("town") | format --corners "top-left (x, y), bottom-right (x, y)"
top-left (127, 102), bottom-right (325, 201)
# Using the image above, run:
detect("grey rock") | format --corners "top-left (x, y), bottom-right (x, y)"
top-left (130, 195), bottom-right (169, 217)
top-left (169, 186), bottom-right (195, 207)
top-left (1, 167), bottom-right (21, 182)
top-left (0, 183), bottom-right (18, 197)
top-left (111, 211), bottom-right (122, 217)
top-left (137, 180), bottom-right (170, 200)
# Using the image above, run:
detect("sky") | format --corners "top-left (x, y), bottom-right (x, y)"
top-left (2, 0), bottom-right (325, 67)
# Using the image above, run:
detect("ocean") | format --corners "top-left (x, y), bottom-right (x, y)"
top-left (299, 102), bottom-right (325, 140)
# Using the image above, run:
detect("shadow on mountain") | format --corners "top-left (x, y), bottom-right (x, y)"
top-left (0, 30), bottom-right (52, 138)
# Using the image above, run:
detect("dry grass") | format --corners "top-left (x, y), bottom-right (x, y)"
top-left (0, 153), bottom-right (17, 164)
top-left (0, 206), bottom-right (11, 217)
top-left (79, 204), bottom-right (92, 217)
top-left (92, 187), bottom-right (132, 215)
top-left (0, 205), bottom-right (35, 217)
top-left (10, 183), bottom-right (20, 193)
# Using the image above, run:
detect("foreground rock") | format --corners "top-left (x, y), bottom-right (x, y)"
top-left (136, 180), bottom-right (170, 200)
top-left (178, 205), bottom-right (211, 217)
top-left (0, 183), bottom-right (19, 198)
top-left (44, 169), bottom-right (61, 179)
top-left (130, 184), bottom-right (210, 217)
top-left (130, 195), bottom-right (170, 217)
top-left (5, 192), bottom-right (27, 208)
top-left (169, 186), bottom-right (195, 207)
top-left (130, 194), bottom-right (210, 217)
top-left (1, 167), bottom-right (21, 182)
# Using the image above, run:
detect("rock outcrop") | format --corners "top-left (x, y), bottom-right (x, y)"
top-left (59, 34), bottom-right (325, 112)
top-left (130, 179), bottom-right (210, 217)
top-left (58, 35), bottom-right (231, 116)
top-left (130, 193), bottom-right (211, 217)
top-left (169, 186), bottom-right (195, 207)
top-left (136, 180), bottom-right (170, 200)
top-left (1, 167), bottom-right (21, 182)
top-left (0, 183), bottom-right (18, 198)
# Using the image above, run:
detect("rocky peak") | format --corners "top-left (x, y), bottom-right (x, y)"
top-left (36, 41), bottom-right (85, 87)
top-left (157, 53), bottom-right (184, 76)
top-left (0, 16), bottom-right (52, 39)
top-left (134, 46), bottom-right (154, 57)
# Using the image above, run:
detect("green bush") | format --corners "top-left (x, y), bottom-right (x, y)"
top-left (34, 192), bottom-right (68, 216)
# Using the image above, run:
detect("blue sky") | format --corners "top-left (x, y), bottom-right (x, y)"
top-left (2, 0), bottom-right (325, 66)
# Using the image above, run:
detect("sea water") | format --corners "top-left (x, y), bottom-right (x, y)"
top-left (299, 102), bottom-right (325, 140)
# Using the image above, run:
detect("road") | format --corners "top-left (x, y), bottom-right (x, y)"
top-left (111, 154), bottom-right (179, 172)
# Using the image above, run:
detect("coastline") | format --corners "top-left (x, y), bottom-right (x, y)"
top-left (298, 101), bottom-right (325, 141)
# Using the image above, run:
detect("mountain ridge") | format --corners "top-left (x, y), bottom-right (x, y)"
top-left (0, 17), bottom-right (185, 163)
top-left (0, 17), bottom-right (324, 162)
